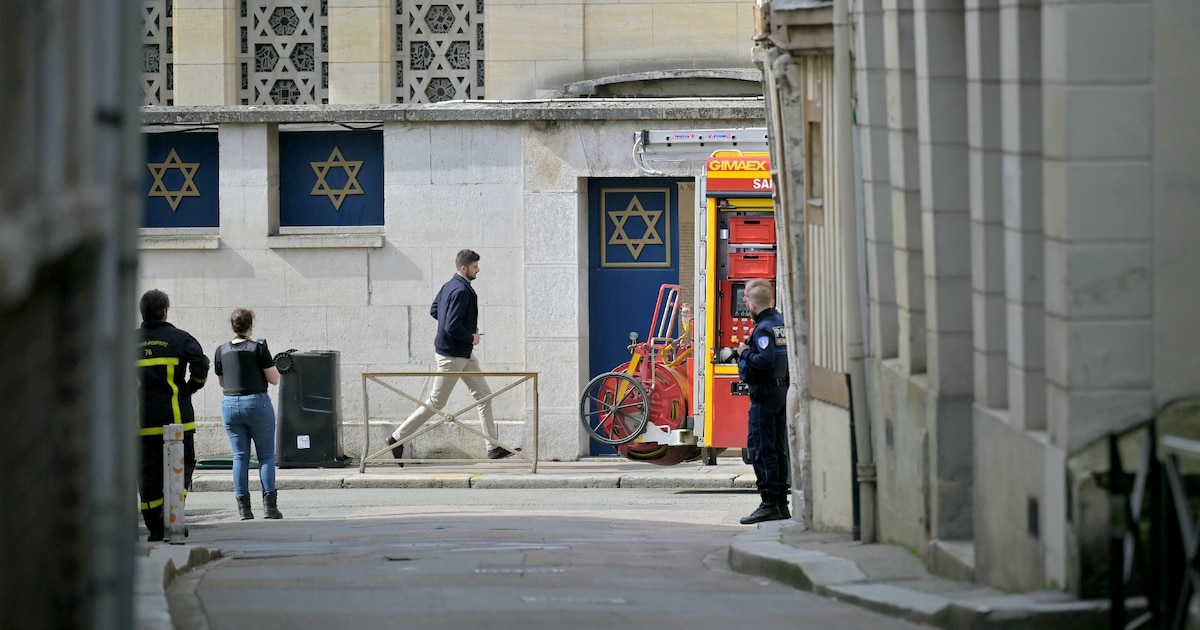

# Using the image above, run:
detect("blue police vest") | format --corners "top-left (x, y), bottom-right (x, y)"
top-left (737, 307), bottom-right (789, 386)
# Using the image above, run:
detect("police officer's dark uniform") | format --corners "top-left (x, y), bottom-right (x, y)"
top-left (736, 303), bottom-right (791, 524)
top-left (137, 319), bottom-right (208, 541)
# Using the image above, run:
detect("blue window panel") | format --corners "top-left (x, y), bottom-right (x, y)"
top-left (279, 131), bottom-right (384, 227)
top-left (143, 132), bottom-right (219, 228)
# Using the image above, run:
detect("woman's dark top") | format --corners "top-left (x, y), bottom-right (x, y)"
top-left (214, 337), bottom-right (274, 396)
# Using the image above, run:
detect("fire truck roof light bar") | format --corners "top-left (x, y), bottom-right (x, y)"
top-left (632, 128), bottom-right (769, 175)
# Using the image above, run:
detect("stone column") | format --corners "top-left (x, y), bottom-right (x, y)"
top-left (173, 0), bottom-right (238, 105)
top-left (915, 0), bottom-right (973, 540)
top-left (915, 0), bottom-right (971, 395)
top-left (218, 124), bottom-right (279, 250)
top-left (1001, 0), bottom-right (1046, 430)
top-left (1154, 1), bottom-right (1200, 402)
top-left (1042, 0), bottom-right (1154, 450)
top-left (966, 0), bottom-right (1006, 408)
top-left (855, 0), bottom-right (899, 360)
top-left (883, 0), bottom-right (926, 374)
top-left (328, 0), bottom-right (390, 103)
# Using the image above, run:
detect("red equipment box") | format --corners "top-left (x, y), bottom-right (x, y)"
top-left (728, 217), bottom-right (776, 245)
top-left (708, 375), bottom-right (749, 448)
top-left (728, 252), bottom-right (777, 279)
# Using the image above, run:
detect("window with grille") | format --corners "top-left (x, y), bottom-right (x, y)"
top-left (393, 0), bottom-right (485, 103)
top-left (142, 0), bottom-right (174, 105)
top-left (237, 0), bottom-right (329, 105)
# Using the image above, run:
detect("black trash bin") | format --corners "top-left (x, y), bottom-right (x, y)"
top-left (275, 350), bottom-right (348, 468)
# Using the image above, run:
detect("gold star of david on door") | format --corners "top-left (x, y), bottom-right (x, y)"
top-left (599, 188), bottom-right (672, 268)
top-left (608, 196), bottom-right (664, 259)
top-left (310, 146), bottom-right (364, 210)
top-left (146, 148), bottom-right (201, 211)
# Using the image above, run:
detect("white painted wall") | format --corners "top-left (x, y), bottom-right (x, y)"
top-left (810, 400), bottom-right (854, 531)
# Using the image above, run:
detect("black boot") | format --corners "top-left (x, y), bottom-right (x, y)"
top-left (263, 491), bottom-right (283, 520)
top-left (739, 502), bottom-right (790, 525)
top-left (236, 495), bottom-right (254, 520)
top-left (143, 506), bottom-right (165, 542)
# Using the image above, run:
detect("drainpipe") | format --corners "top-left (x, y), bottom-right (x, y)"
top-left (835, 0), bottom-right (876, 543)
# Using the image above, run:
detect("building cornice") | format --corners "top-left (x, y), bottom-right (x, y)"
top-left (760, 0), bottom-right (835, 54)
top-left (140, 99), bottom-right (768, 126)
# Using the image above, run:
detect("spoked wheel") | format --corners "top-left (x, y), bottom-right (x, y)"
top-left (580, 371), bottom-right (650, 445)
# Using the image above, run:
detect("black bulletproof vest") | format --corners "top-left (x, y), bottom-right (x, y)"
top-left (220, 340), bottom-right (268, 396)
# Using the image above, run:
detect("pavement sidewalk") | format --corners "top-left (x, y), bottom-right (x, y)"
top-left (729, 521), bottom-right (1110, 629)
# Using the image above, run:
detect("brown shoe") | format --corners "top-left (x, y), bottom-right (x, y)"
top-left (385, 435), bottom-right (404, 467)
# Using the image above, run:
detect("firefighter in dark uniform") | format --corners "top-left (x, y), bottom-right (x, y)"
top-left (137, 289), bottom-right (208, 541)
top-left (736, 279), bottom-right (792, 524)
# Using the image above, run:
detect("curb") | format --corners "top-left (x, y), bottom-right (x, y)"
top-left (728, 522), bottom-right (1110, 630)
top-left (191, 472), bottom-right (758, 491)
top-left (135, 545), bottom-right (222, 630)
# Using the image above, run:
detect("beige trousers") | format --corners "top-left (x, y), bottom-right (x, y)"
top-left (392, 353), bottom-right (496, 447)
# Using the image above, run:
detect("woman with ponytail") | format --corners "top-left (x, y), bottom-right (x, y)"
top-left (214, 309), bottom-right (283, 520)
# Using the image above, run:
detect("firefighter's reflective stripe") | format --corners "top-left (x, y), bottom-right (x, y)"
top-left (138, 421), bottom-right (196, 436)
top-left (138, 488), bottom-right (187, 511)
top-left (137, 357), bottom-right (182, 425)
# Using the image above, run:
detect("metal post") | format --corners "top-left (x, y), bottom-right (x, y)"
top-left (163, 424), bottom-right (186, 544)
top-left (532, 374), bottom-right (539, 474)
top-left (1109, 433), bottom-right (1126, 627)
top-left (361, 374), bottom-right (370, 474)
top-left (1147, 425), bottom-right (1163, 626)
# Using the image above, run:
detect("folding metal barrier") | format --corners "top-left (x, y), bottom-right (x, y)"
top-left (359, 371), bottom-right (539, 473)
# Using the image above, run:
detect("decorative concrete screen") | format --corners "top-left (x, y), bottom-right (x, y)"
top-left (393, 0), bottom-right (485, 102)
top-left (142, 131), bottom-right (219, 228)
top-left (141, 0), bottom-right (173, 106)
top-left (238, 0), bottom-right (329, 105)
top-left (278, 130), bottom-right (384, 227)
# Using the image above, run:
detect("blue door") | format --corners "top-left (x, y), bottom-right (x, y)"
top-left (587, 178), bottom-right (686, 454)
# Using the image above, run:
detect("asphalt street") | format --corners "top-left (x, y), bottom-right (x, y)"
top-left (168, 488), bottom-right (930, 629)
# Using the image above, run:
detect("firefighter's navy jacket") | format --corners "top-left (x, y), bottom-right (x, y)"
top-left (431, 274), bottom-right (479, 359)
top-left (736, 307), bottom-right (789, 393)
top-left (137, 320), bottom-right (209, 434)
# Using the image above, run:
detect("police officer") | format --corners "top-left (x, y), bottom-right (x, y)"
top-left (736, 279), bottom-right (791, 524)
top-left (137, 289), bottom-right (209, 541)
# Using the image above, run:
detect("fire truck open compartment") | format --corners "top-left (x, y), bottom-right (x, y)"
top-left (580, 129), bottom-right (778, 465)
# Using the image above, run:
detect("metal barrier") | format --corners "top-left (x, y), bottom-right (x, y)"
top-left (1108, 418), bottom-right (1200, 629)
top-left (359, 371), bottom-right (539, 473)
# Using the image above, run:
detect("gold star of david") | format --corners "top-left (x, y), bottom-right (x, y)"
top-left (310, 146), bottom-right (364, 210)
top-left (146, 148), bottom-right (201, 211)
top-left (607, 196), bottom-right (664, 259)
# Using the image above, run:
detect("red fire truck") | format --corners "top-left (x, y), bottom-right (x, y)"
top-left (580, 130), bottom-right (776, 465)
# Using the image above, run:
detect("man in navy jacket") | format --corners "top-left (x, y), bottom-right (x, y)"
top-left (736, 280), bottom-right (791, 524)
top-left (385, 249), bottom-right (513, 462)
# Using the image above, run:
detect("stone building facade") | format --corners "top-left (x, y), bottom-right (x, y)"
top-left (759, 0), bottom-right (1200, 598)
top-left (138, 1), bottom-right (768, 463)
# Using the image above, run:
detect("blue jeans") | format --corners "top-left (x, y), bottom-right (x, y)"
top-left (221, 392), bottom-right (277, 496)
top-left (747, 386), bottom-right (790, 505)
